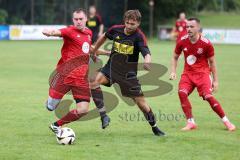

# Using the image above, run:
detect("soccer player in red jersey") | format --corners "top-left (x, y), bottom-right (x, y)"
top-left (170, 17), bottom-right (236, 131)
top-left (42, 8), bottom-right (109, 134)
top-left (172, 12), bottom-right (187, 42)
top-left (91, 10), bottom-right (165, 136)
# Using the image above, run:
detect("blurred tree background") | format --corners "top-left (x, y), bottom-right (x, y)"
top-left (0, 0), bottom-right (240, 33)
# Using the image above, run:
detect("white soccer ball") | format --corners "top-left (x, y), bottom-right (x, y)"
top-left (56, 127), bottom-right (76, 145)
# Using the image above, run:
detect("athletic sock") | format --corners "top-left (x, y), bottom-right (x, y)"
top-left (187, 118), bottom-right (195, 124)
top-left (56, 109), bottom-right (87, 126)
top-left (178, 91), bottom-right (193, 119)
top-left (143, 108), bottom-right (157, 127)
top-left (91, 87), bottom-right (106, 117)
top-left (205, 96), bottom-right (225, 118)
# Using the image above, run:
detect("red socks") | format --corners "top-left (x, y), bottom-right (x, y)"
top-left (205, 96), bottom-right (225, 118)
top-left (56, 109), bottom-right (87, 126)
top-left (178, 91), bottom-right (193, 119)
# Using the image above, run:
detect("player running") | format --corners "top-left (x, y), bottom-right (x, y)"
top-left (170, 17), bottom-right (236, 131)
top-left (91, 10), bottom-right (165, 136)
top-left (42, 8), bottom-right (109, 134)
top-left (171, 12), bottom-right (187, 42)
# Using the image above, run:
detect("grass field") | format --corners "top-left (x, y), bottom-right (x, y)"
top-left (0, 40), bottom-right (239, 160)
top-left (164, 12), bottom-right (240, 28)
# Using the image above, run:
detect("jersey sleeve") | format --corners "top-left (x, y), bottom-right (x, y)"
top-left (137, 32), bottom-right (150, 57)
top-left (96, 14), bottom-right (103, 25)
top-left (206, 43), bottom-right (214, 58)
top-left (105, 26), bottom-right (116, 40)
top-left (174, 41), bottom-right (182, 55)
top-left (59, 27), bottom-right (70, 38)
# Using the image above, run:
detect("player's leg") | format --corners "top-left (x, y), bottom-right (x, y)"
top-left (118, 76), bottom-right (165, 136)
top-left (54, 100), bottom-right (90, 127)
top-left (50, 84), bottom-right (91, 134)
top-left (47, 73), bottom-right (73, 134)
top-left (197, 74), bottom-right (236, 131)
top-left (178, 74), bottom-right (196, 131)
top-left (90, 69), bottom-right (112, 129)
top-left (46, 72), bottom-right (66, 111)
top-left (133, 96), bottom-right (165, 136)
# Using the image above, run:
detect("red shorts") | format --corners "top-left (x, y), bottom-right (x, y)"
top-left (49, 72), bottom-right (90, 102)
top-left (178, 73), bottom-right (212, 97)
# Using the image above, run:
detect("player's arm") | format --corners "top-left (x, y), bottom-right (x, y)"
top-left (208, 56), bottom-right (218, 92)
top-left (42, 28), bottom-right (61, 37)
top-left (143, 53), bottom-right (151, 71)
top-left (169, 53), bottom-right (180, 80)
top-left (97, 15), bottom-right (104, 37)
top-left (91, 33), bottom-right (107, 61)
top-left (98, 24), bottom-right (104, 37)
top-left (90, 45), bottom-right (110, 56)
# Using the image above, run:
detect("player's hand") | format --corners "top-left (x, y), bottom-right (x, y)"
top-left (143, 62), bottom-right (151, 71)
top-left (169, 72), bottom-right (177, 80)
top-left (212, 80), bottom-right (219, 92)
top-left (91, 54), bottom-right (99, 63)
top-left (106, 50), bottom-right (111, 56)
top-left (42, 29), bottom-right (52, 37)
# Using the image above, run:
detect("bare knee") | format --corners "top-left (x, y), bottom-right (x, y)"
top-left (46, 96), bottom-right (61, 111)
top-left (76, 102), bottom-right (89, 114)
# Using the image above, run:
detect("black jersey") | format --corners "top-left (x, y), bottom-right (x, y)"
top-left (105, 25), bottom-right (150, 76)
top-left (87, 14), bottom-right (103, 43)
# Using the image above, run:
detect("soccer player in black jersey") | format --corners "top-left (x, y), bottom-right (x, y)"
top-left (87, 5), bottom-right (104, 44)
top-left (91, 10), bottom-right (165, 136)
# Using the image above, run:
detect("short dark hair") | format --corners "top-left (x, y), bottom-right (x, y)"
top-left (73, 8), bottom-right (88, 17)
top-left (187, 17), bottom-right (200, 24)
top-left (124, 10), bottom-right (142, 22)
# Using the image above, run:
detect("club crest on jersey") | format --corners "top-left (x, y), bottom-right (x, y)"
top-left (197, 48), bottom-right (203, 54)
top-left (77, 34), bottom-right (80, 38)
top-left (82, 42), bottom-right (90, 54)
top-left (183, 48), bottom-right (188, 51)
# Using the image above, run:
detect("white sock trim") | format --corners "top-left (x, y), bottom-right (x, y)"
top-left (187, 118), bottom-right (195, 124)
top-left (222, 116), bottom-right (229, 122)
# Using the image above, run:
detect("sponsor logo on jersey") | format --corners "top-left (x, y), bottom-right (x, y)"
top-left (82, 42), bottom-right (90, 54)
top-left (186, 55), bottom-right (197, 65)
top-left (87, 20), bottom-right (97, 27)
top-left (113, 41), bottom-right (134, 55)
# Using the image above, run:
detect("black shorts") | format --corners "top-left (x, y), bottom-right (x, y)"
top-left (100, 63), bottom-right (144, 97)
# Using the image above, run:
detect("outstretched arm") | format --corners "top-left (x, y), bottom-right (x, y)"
top-left (169, 53), bottom-right (180, 80)
top-left (90, 45), bottom-right (111, 56)
top-left (209, 56), bottom-right (218, 92)
top-left (91, 33), bottom-right (107, 54)
top-left (98, 24), bottom-right (104, 37)
top-left (42, 28), bottom-right (61, 37)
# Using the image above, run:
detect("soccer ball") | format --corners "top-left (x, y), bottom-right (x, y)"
top-left (56, 127), bottom-right (76, 145)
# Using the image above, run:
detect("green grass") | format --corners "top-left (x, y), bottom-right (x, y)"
top-left (0, 40), bottom-right (239, 160)
top-left (162, 11), bottom-right (240, 28)
top-left (197, 11), bottom-right (240, 28)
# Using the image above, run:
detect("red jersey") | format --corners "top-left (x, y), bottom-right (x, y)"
top-left (175, 19), bottom-right (187, 42)
top-left (175, 19), bottom-right (187, 33)
top-left (175, 35), bottom-right (214, 74)
top-left (56, 26), bottom-right (92, 84)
